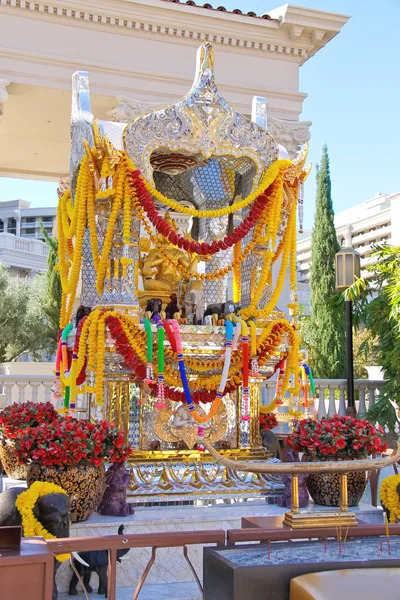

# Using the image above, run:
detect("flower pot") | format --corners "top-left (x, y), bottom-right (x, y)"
top-left (0, 439), bottom-right (27, 480)
top-left (305, 454), bottom-right (367, 507)
top-left (27, 462), bottom-right (105, 522)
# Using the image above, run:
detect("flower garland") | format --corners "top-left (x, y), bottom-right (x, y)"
top-left (135, 192), bottom-right (275, 282)
top-left (15, 482), bottom-right (70, 562)
top-left (130, 168), bottom-right (288, 256)
top-left (232, 241), bottom-right (242, 303)
top-left (240, 195), bottom-right (296, 321)
top-left (165, 319), bottom-right (234, 425)
top-left (95, 180), bottom-right (124, 296)
top-left (57, 158), bottom-right (92, 327)
top-left (139, 159), bottom-right (291, 218)
top-left (61, 305), bottom-right (290, 408)
top-left (380, 475), bottom-right (400, 523)
top-left (56, 147), bottom-right (292, 324)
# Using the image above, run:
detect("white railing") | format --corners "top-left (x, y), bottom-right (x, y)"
top-left (262, 378), bottom-right (384, 419)
top-left (0, 374), bottom-right (54, 408)
top-left (0, 232), bottom-right (49, 256)
top-left (0, 375), bottom-right (384, 420)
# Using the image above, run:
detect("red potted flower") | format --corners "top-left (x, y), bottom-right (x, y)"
top-left (0, 401), bottom-right (59, 480)
top-left (287, 415), bottom-right (387, 507)
top-left (14, 417), bottom-right (132, 522)
top-left (259, 412), bottom-right (278, 433)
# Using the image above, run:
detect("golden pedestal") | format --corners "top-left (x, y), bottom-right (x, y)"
top-left (282, 472), bottom-right (358, 529)
top-left (283, 510), bottom-right (358, 529)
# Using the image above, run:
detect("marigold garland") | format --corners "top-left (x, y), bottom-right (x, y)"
top-left (136, 191), bottom-right (276, 281)
top-left (55, 142), bottom-right (301, 409)
top-left (240, 194), bottom-right (296, 321)
top-left (132, 168), bottom-right (288, 257)
top-left (15, 482), bottom-right (70, 562)
top-left (139, 159), bottom-right (291, 218)
top-left (380, 475), bottom-right (400, 523)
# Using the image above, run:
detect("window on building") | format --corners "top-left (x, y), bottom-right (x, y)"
top-left (7, 218), bottom-right (16, 235)
top-left (24, 217), bottom-right (35, 223)
top-left (0, 219), bottom-right (3, 233)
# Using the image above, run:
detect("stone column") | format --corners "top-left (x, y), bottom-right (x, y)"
top-left (16, 216), bottom-right (21, 237)
top-left (267, 117), bottom-right (312, 159)
top-left (0, 80), bottom-right (10, 119)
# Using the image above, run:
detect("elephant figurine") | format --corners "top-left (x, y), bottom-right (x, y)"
top-left (0, 486), bottom-right (70, 600)
top-left (203, 300), bottom-right (237, 321)
top-left (144, 298), bottom-right (163, 322)
top-left (261, 429), bottom-right (282, 459)
top-left (165, 293), bottom-right (179, 320)
top-left (278, 451), bottom-right (309, 509)
top-left (183, 289), bottom-right (204, 325)
top-left (98, 462), bottom-right (135, 517)
top-left (69, 524), bottom-right (130, 597)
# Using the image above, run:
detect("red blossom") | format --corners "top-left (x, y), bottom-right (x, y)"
top-left (0, 401), bottom-right (59, 439)
top-left (259, 412), bottom-right (278, 432)
top-left (287, 415), bottom-right (387, 459)
top-left (13, 417), bottom-right (132, 467)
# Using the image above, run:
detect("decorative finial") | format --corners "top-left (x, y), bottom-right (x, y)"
top-left (189, 43), bottom-right (216, 95)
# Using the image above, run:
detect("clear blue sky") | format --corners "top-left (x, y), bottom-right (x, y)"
top-left (0, 0), bottom-right (398, 229)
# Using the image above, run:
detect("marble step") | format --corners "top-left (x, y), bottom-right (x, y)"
top-left (58, 581), bottom-right (201, 599)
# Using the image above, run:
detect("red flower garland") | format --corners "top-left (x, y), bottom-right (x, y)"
top-left (106, 314), bottom-right (287, 404)
top-left (106, 316), bottom-right (147, 380)
top-left (74, 316), bottom-right (88, 386)
top-left (130, 170), bottom-right (272, 256)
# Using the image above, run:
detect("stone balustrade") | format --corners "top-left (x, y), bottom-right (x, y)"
top-left (0, 375), bottom-right (385, 421)
top-left (261, 378), bottom-right (384, 419)
top-left (0, 232), bottom-right (49, 274)
top-left (0, 374), bottom-right (54, 408)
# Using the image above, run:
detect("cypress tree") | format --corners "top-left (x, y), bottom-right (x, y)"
top-left (308, 145), bottom-right (346, 378)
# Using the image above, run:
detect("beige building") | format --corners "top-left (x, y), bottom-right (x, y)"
top-left (0, 199), bottom-right (56, 239)
top-left (0, 1), bottom-right (348, 179)
top-left (0, 199), bottom-right (54, 276)
top-left (0, 0), bottom-right (349, 307)
top-left (297, 191), bottom-right (400, 304)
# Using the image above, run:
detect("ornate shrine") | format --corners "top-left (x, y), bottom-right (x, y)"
top-left (54, 43), bottom-right (310, 499)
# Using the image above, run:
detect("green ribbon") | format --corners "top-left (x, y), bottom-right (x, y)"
top-left (309, 368), bottom-right (316, 395)
top-left (157, 324), bottom-right (165, 373)
top-left (61, 323), bottom-right (73, 409)
top-left (64, 385), bottom-right (70, 409)
top-left (61, 323), bottom-right (73, 341)
top-left (144, 319), bottom-right (153, 363)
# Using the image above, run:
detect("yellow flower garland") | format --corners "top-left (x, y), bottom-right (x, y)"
top-left (134, 180), bottom-right (277, 282)
top-left (380, 474), bottom-right (400, 523)
top-left (15, 481), bottom-right (70, 562)
top-left (240, 196), bottom-right (296, 321)
top-left (57, 148), bottom-right (293, 313)
top-left (95, 187), bottom-right (123, 296)
top-left (142, 159), bottom-right (291, 218)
